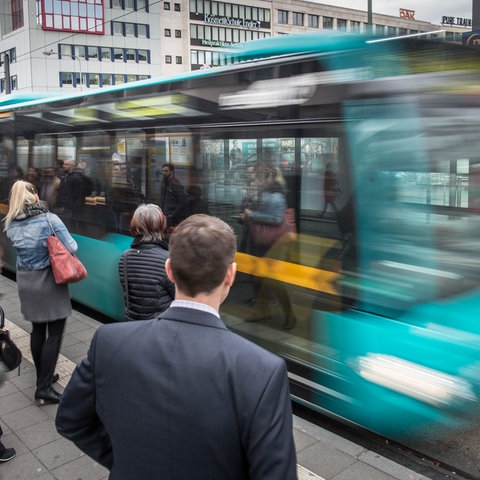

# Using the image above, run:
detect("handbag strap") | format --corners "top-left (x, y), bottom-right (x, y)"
top-left (0, 305), bottom-right (4, 330)
top-left (45, 213), bottom-right (56, 236)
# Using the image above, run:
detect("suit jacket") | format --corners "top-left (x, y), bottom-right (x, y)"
top-left (55, 307), bottom-right (297, 480)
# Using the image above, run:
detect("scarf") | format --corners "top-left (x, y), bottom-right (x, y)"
top-left (14, 203), bottom-right (49, 221)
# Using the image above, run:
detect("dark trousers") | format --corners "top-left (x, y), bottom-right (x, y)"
top-left (30, 319), bottom-right (66, 391)
top-left (0, 425), bottom-right (4, 454)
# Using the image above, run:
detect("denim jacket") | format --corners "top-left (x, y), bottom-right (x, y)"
top-left (248, 190), bottom-right (286, 225)
top-left (6, 213), bottom-right (77, 271)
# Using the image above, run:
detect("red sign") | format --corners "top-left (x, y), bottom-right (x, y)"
top-left (399, 8), bottom-right (415, 20)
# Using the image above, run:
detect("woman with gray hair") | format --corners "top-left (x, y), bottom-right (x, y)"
top-left (118, 204), bottom-right (175, 321)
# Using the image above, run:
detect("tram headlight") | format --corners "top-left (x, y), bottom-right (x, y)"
top-left (355, 353), bottom-right (476, 406)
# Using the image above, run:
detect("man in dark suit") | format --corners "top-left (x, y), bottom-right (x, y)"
top-left (55, 214), bottom-right (297, 480)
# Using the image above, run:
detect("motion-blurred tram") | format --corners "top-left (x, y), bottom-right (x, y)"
top-left (1, 32), bottom-right (480, 440)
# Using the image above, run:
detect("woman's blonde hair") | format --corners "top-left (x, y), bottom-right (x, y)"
top-left (3, 180), bottom-right (38, 230)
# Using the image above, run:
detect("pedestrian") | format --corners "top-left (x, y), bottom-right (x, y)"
top-left (159, 163), bottom-right (187, 229)
top-left (185, 184), bottom-right (210, 216)
top-left (0, 425), bottom-right (15, 463)
top-left (0, 365), bottom-right (15, 463)
top-left (56, 214), bottom-right (297, 480)
top-left (118, 204), bottom-right (175, 321)
top-left (4, 180), bottom-right (77, 405)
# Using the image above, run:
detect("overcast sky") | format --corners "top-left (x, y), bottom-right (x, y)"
top-left (314, 1), bottom-right (473, 25)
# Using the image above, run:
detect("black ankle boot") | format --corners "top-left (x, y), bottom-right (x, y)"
top-left (35, 387), bottom-right (62, 405)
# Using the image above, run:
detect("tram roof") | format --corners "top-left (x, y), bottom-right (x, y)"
top-left (0, 31), bottom-right (371, 114)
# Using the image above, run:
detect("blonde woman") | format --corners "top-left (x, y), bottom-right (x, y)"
top-left (4, 180), bottom-right (77, 405)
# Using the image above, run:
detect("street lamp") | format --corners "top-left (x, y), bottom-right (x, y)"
top-left (43, 49), bottom-right (83, 91)
top-left (367, 0), bottom-right (373, 34)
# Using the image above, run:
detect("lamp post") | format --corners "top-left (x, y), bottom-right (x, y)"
top-left (367, 0), bottom-right (373, 34)
top-left (43, 49), bottom-right (83, 91)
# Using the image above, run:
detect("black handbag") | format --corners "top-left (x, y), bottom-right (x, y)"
top-left (0, 306), bottom-right (22, 373)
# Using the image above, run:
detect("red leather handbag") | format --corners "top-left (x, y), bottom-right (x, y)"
top-left (46, 215), bottom-right (87, 285)
top-left (251, 208), bottom-right (296, 248)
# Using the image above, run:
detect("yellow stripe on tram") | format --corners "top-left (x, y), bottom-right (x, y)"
top-left (235, 252), bottom-right (341, 296)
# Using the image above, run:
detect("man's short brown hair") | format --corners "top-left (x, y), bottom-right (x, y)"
top-left (169, 214), bottom-right (236, 297)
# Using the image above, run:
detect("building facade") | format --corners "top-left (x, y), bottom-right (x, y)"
top-left (0, 0), bottom-right (472, 96)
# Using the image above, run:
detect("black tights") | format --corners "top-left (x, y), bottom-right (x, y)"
top-left (30, 319), bottom-right (66, 391)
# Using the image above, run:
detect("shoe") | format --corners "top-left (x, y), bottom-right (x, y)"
top-left (283, 315), bottom-right (297, 330)
top-left (51, 373), bottom-right (60, 385)
top-left (35, 387), bottom-right (62, 405)
top-left (0, 448), bottom-right (16, 462)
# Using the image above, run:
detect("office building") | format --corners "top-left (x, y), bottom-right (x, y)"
top-left (0, 0), bottom-right (471, 95)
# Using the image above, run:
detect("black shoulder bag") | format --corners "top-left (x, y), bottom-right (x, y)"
top-left (0, 306), bottom-right (22, 373)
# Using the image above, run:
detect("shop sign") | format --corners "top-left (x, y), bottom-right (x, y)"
top-left (204, 13), bottom-right (261, 29)
top-left (442, 16), bottom-right (472, 27)
top-left (399, 9), bottom-right (415, 20)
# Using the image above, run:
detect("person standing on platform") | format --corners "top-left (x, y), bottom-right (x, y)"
top-left (0, 366), bottom-right (16, 462)
top-left (4, 181), bottom-right (77, 405)
top-left (56, 214), bottom-right (297, 480)
top-left (118, 204), bottom-right (174, 321)
top-left (159, 163), bottom-right (187, 229)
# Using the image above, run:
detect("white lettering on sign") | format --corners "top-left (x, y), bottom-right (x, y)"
top-left (204, 13), bottom-right (261, 29)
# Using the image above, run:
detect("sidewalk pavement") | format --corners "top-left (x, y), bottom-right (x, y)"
top-left (0, 273), bottom-right (434, 480)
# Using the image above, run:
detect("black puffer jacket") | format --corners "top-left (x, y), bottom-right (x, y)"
top-left (118, 238), bottom-right (175, 321)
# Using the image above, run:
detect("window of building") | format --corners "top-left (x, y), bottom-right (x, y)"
top-left (10, 75), bottom-right (17, 91)
top-left (125, 23), bottom-right (135, 36)
top-left (387, 26), bottom-right (396, 36)
top-left (126, 75), bottom-right (137, 83)
top-left (164, 2), bottom-right (170, 9)
top-left (376, 25), bottom-right (385, 35)
top-left (109, 0), bottom-right (148, 7)
top-left (114, 48), bottom-right (124, 61)
top-left (40, 0), bottom-right (104, 34)
top-left (351, 20), bottom-right (360, 32)
top-left (166, 55), bottom-right (172, 63)
top-left (12, 0), bottom-right (24, 30)
top-left (113, 21), bottom-right (123, 35)
top-left (126, 49), bottom-right (136, 61)
top-left (138, 50), bottom-right (149, 62)
top-left (176, 56), bottom-right (182, 64)
top-left (87, 46), bottom-right (99, 60)
top-left (323, 16), bottom-right (333, 29)
top-left (399, 27), bottom-right (407, 35)
top-left (89, 73), bottom-right (100, 86)
top-left (337, 18), bottom-right (347, 31)
top-left (308, 14), bottom-right (319, 28)
top-left (278, 10), bottom-right (288, 24)
top-left (137, 24), bottom-right (149, 37)
top-left (292, 12), bottom-right (304, 27)
top-left (114, 74), bottom-right (125, 85)
top-left (75, 45), bottom-right (86, 59)
top-left (101, 74), bottom-right (113, 86)
top-left (175, 29), bottom-right (182, 38)
top-left (59, 44), bottom-right (72, 57)
top-left (137, 0), bottom-right (148, 10)
top-left (174, 3), bottom-right (181, 11)
top-left (101, 47), bottom-right (112, 61)
top-left (165, 28), bottom-right (171, 37)
top-left (60, 72), bottom-right (74, 86)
